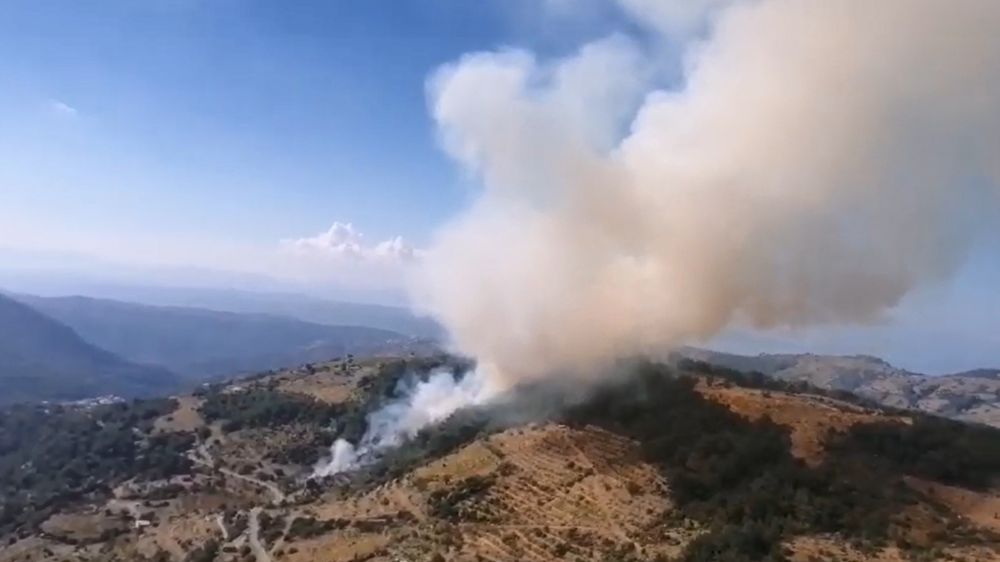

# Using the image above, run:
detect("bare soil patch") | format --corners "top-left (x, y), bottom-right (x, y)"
top-left (153, 395), bottom-right (206, 434)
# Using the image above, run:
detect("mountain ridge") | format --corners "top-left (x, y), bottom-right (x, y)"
top-left (11, 293), bottom-right (433, 380)
top-left (0, 281), bottom-right (442, 337)
top-left (673, 346), bottom-right (1000, 427)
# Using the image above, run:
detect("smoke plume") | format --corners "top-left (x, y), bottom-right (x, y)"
top-left (313, 368), bottom-right (495, 477)
top-left (412, 0), bottom-right (1000, 386)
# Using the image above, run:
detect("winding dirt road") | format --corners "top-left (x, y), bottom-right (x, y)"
top-left (188, 437), bottom-right (283, 562)
top-left (189, 442), bottom-right (286, 505)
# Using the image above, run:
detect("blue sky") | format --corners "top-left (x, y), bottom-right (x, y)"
top-left (0, 1), bottom-right (632, 263)
top-left (2, 1), bottom-right (485, 254)
top-left (1, 1), bottom-right (998, 373)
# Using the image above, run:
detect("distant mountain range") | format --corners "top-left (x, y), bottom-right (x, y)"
top-left (90, 286), bottom-right (444, 339)
top-left (675, 347), bottom-right (1000, 427)
top-left (0, 291), bottom-right (437, 404)
top-left (0, 294), bottom-right (180, 404)
top-left (0, 276), bottom-right (442, 338)
top-left (6, 282), bottom-right (1000, 426)
top-left (13, 294), bottom-right (428, 378)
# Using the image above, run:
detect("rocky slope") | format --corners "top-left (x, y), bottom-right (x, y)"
top-left (675, 347), bottom-right (1000, 427)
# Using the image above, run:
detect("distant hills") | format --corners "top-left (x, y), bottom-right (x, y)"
top-left (675, 347), bottom-right (1000, 427)
top-left (100, 286), bottom-right (444, 339)
top-left (0, 291), bottom-right (437, 404)
top-left (0, 294), bottom-right (180, 404)
top-left (13, 294), bottom-right (428, 379)
top-left (0, 280), bottom-right (442, 338)
top-left (7, 281), bottom-right (1000, 427)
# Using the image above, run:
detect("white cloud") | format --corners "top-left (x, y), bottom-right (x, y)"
top-left (289, 222), bottom-right (365, 258)
top-left (48, 99), bottom-right (78, 118)
top-left (285, 222), bottom-right (419, 264)
top-left (373, 236), bottom-right (418, 261)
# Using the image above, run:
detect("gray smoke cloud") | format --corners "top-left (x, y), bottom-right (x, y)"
top-left (412, 0), bottom-right (1000, 386)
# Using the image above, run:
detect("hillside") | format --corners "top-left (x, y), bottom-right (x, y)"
top-left (674, 348), bottom-right (1000, 428)
top-left (0, 294), bottom-right (180, 404)
top-left (12, 294), bottom-right (431, 380)
top-left (2, 356), bottom-right (998, 561)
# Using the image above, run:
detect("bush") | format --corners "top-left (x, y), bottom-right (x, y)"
top-left (831, 416), bottom-right (1000, 490)
top-left (200, 389), bottom-right (340, 432)
top-left (184, 539), bottom-right (219, 562)
top-left (428, 475), bottom-right (496, 522)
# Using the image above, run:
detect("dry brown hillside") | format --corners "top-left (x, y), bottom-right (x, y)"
top-left (2, 357), bottom-right (998, 562)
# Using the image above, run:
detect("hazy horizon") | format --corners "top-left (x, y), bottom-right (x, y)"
top-left (2, 244), bottom-right (997, 376)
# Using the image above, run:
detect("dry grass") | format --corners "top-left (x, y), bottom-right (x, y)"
top-left (9, 366), bottom-right (999, 562)
top-left (127, 512), bottom-right (221, 560)
top-left (153, 396), bottom-right (205, 434)
top-left (0, 536), bottom-right (89, 562)
top-left (906, 477), bottom-right (1000, 534)
top-left (302, 424), bottom-right (700, 562)
top-left (39, 510), bottom-right (127, 543)
top-left (698, 380), bottom-right (909, 465)
top-left (279, 530), bottom-right (392, 562)
top-left (276, 365), bottom-right (361, 405)
top-left (787, 534), bottom-right (1000, 562)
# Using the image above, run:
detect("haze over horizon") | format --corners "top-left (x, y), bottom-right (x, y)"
top-left (3, 0), bottom-right (1000, 375)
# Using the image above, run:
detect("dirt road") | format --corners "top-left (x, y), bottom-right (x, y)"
top-left (248, 507), bottom-right (274, 562)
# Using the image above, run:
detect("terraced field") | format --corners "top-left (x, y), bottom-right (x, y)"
top-left (289, 423), bottom-right (700, 562)
top-left (4, 357), bottom-right (1000, 562)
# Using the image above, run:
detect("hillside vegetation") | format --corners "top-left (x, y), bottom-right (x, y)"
top-left (675, 348), bottom-right (1000, 427)
top-left (562, 362), bottom-right (1000, 560)
top-left (0, 398), bottom-right (193, 536)
top-left (1, 356), bottom-right (998, 562)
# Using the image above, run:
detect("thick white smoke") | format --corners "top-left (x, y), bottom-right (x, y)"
top-left (411, 0), bottom-right (1000, 385)
top-left (313, 368), bottom-right (496, 477)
